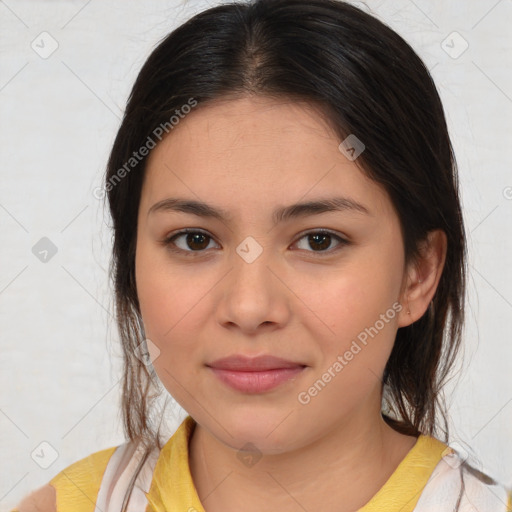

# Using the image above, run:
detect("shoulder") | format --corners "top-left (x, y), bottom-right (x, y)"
top-left (415, 446), bottom-right (512, 512)
top-left (50, 444), bottom-right (118, 512)
top-left (460, 464), bottom-right (512, 512)
top-left (48, 444), bottom-right (118, 489)
top-left (13, 445), bottom-right (118, 512)
top-left (13, 483), bottom-right (56, 512)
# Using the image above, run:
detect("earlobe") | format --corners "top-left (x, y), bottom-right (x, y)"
top-left (398, 229), bottom-right (447, 327)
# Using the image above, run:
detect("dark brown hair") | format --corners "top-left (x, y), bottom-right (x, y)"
top-left (103, 0), bottom-right (467, 505)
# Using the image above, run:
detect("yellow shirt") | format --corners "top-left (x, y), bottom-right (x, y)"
top-left (11, 415), bottom-right (512, 511)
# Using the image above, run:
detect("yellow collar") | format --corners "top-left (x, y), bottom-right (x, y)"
top-left (145, 415), bottom-right (447, 512)
top-left (145, 415), bottom-right (201, 512)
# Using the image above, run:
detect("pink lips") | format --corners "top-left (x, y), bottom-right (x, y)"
top-left (207, 355), bottom-right (306, 393)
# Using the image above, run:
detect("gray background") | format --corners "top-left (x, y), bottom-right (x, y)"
top-left (1, 0), bottom-right (511, 509)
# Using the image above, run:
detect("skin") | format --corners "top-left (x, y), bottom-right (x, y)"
top-left (16, 483), bottom-right (56, 512)
top-left (135, 95), bottom-right (447, 512)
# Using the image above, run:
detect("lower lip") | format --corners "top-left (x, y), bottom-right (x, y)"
top-left (208, 367), bottom-right (305, 393)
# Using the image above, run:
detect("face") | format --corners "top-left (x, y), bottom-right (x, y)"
top-left (135, 95), bottom-right (412, 454)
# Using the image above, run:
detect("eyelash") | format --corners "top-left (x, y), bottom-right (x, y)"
top-left (161, 228), bottom-right (350, 257)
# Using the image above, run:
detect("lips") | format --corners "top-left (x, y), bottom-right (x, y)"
top-left (206, 355), bottom-right (306, 393)
top-left (207, 355), bottom-right (305, 371)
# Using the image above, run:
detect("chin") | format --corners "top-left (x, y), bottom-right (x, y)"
top-left (205, 404), bottom-right (303, 453)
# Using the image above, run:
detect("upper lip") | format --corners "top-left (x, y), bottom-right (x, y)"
top-left (207, 355), bottom-right (306, 371)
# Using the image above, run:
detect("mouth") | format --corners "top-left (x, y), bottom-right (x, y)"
top-left (206, 355), bottom-right (307, 393)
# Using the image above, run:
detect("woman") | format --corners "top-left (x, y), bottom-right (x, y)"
top-left (14, 0), bottom-right (511, 510)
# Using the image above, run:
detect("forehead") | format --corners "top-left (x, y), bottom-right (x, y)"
top-left (141, 96), bottom-right (395, 222)
top-left (148, 95), bottom-right (337, 164)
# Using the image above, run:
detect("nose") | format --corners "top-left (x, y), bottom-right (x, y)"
top-left (215, 245), bottom-right (291, 335)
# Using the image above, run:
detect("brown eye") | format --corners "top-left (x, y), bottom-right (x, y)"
top-left (294, 231), bottom-right (348, 253)
top-left (163, 229), bottom-right (349, 257)
top-left (163, 230), bottom-right (219, 254)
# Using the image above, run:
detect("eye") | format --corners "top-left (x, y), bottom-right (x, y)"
top-left (292, 230), bottom-right (349, 254)
top-left (163, 229), bottom-right (219, 254)
top-left (162, 229), bottom-right (349, 256)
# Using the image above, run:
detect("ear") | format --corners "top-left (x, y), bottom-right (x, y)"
top-left (397, 229), bottom-right (447, 327)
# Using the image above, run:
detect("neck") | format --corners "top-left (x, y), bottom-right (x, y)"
top-left (188, 406), bottom-right (418, 512)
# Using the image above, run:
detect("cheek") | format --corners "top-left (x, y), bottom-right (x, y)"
top-left (294, 257), bottom-right (402, 373)
top-left (136, 238), bottom-right (198, 332)
top-left (136, 258), bottom-right (208, 406)
top-left (137, 272), bottom-right (202, 356)
top-left (294, 275), bottom-right (401, 418)
top-left (136, 245), bottom-right (186, 354)
top-left (135, 245), bottom-right (217, 387)
top-left (301, 260), bottom-right (400, 333)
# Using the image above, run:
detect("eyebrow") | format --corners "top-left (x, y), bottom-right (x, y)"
top-left (147, 196), bottom-right (370, 224)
